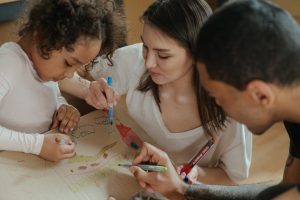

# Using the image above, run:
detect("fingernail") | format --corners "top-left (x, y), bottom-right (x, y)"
top-left (129, 167), bottom-right (134, 173)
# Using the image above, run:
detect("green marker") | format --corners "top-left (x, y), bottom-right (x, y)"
top-left (118, 164), bottom-right (167, 172)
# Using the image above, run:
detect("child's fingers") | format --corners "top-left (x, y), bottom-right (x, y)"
top-left (61, 111), bottom-right (80, 133)
top-left (60, 142), bottom-right (76, 154)
top-left (58, 106), bottom-right (79, 133)
top-left (61, 151), bottom-right (76, 159)
top-left (51, 116), bottom-right (59, 129)
top-left (56, 105), bottom-right (67, 121)
top-left (51, 111), bottom-right (59, 129)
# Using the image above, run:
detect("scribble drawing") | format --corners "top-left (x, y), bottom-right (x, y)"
top-left (68, 141), bottom-right (118, 164)
top-left (71, 124), bottom-right (95, 139)
top-left (95, 116), bottom-right (111, 126)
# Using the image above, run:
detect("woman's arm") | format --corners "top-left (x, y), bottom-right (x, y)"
top-left (59, 72), bottom-right (91, 100)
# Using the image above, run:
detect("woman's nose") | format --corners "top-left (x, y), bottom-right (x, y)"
top-left (144, 53), bottom-right (157, 69)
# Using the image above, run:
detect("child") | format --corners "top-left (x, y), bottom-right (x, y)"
top-left (60, 0), bottom-right (251, 184)
top-left (0, 0), bottom-right (124, 162)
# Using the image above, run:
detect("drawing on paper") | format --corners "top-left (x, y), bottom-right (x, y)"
top-left (0, 107), bottom-right (148, 200)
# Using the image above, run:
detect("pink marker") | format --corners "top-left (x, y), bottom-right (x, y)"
top-left (116, 123), bottom-right (143, 150)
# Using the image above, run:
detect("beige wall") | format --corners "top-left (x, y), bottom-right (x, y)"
top-left (0, 0), bottom-right (299, 44)
top-left (0, 21), bottom-right (19, 44)
top-left (123, 0), bottom-right (154, 44)
top-left (123, 0), bottom-right (300, 44)
top-left (272, 0), bottom-right (300, 24)
top-left (272, 0), bottom-right (300, 16)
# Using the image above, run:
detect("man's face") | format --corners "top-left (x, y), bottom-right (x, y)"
top-left (197, 63), bottom-right (275, 134)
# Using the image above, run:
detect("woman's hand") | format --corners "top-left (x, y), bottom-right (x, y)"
top-left (39, 134), bottom-right (75, 162)
top-left (50, 104), bottom-right (80, 133)
top-left (84, 78), bottom-right (120, 109)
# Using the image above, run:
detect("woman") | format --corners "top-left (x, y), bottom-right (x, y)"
top-left (60, 0), bottom-right (251, 184)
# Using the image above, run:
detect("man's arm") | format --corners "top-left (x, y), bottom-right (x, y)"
top-left (130, 143), bottom-right (276, 200)
top-left (184, 183), bottom-right (272, 200)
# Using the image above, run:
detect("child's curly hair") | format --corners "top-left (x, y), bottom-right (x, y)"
top-left (18, 0), bottom-right (126, 63)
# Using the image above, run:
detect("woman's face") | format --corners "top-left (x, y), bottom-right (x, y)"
top-left (141, 23), bottom-right (194, 85)
top-left (31, 37), bottom-right (101, 82)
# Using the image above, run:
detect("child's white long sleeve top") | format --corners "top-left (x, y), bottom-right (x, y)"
top-left (0, 42), bottom-right (67, 155)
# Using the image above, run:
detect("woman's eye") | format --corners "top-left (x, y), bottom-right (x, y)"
top-left (158, 55), bottom-right (170, 59)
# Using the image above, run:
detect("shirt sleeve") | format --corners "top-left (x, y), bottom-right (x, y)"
top-left (218, 119), bottom-right (252, 182)
top-left (284, 121), bottom-right (300, 158)
top-left (44, 81), bottom-right (69, 109)
top-left (54, 82), bottom-right (68, 109)
top-left (90, 43), bottom-right (143, 95)
top-left (0, 68), bottom-right (44, 155)
top-left (0, 126), bottom-right (44, 155)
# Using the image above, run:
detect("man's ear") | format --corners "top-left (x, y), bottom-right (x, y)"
top-left (246, 80), bottom-right (275, 108)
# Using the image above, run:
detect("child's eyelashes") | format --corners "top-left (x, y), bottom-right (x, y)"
top-left (65, 60), bottom-right (72, 67)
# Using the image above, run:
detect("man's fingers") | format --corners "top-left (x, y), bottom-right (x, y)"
top-left (130, 165), bottom-right (153, 184)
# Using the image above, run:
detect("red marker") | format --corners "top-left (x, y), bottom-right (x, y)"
top-left (180, 137), bottom-right (215, 183)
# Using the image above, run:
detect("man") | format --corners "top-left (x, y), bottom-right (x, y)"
top-left (129, 0), bottom-right (300, 199)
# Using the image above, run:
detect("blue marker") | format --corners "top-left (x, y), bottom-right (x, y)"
top-left (107, 76), bottom-right (113, 125)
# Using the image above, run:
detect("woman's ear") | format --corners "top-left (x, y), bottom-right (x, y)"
top-left (246, 80), bottom-right (275, 108)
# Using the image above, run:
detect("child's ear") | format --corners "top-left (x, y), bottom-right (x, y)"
top-left (32, 31), bottom-right (40, 43)
top-left (246, 80), bottom-right (275, 108)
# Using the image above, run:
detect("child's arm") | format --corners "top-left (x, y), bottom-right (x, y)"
top-left (52, 82), bottom-right (81, 133)
top-left (0, 125), bottom-right (75, 161)
top-left (0, 125), bottom-right (44, 154)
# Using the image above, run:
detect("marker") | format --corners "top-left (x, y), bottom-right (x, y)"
top-left (116, 122), bottom-right (143, 150)
top-left (59, 138), bottom-right (66, 145)
top-left (118, 164), bottom-right (167, 172)
top-left (107, 76), bottom-right (113, 125)
top-left (180, 137), bottom-right (215, 183)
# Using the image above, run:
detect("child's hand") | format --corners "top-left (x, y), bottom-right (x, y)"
top-left (176, 165), bottom-right (199, 183)
top-left (84, 78), bottom-right (120, 109)
top-left (51, 104), bottom-right (80, 133)
top-left (39, 134), bottom-right (75, 162)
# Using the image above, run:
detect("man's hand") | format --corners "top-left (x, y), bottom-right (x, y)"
top-left (130, 142), bottom-right (188, 200)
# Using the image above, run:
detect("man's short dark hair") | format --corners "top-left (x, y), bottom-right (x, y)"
top-left (194, 0), bottom-right (300, 90)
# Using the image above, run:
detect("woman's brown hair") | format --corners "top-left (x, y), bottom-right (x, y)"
top-left (137, 0), bottom-right (227, 135)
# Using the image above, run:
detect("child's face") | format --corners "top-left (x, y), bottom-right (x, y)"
top-left (32, 37), bottom-right (101, 82)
